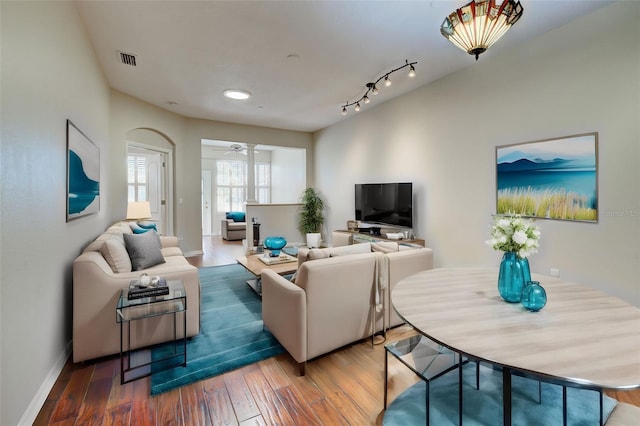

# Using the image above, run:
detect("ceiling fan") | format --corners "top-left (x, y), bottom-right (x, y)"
top-left (223, 144), bottom-right (258, 156)
top-left (224, 144), bottom-right (245, 155)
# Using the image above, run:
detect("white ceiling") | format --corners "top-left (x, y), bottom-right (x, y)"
top-left (75, 0), bottom-right (613, 133)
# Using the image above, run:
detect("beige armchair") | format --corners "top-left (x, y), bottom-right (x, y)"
top-left (262, 252), bottom-right (380, 375)
top-left (386, 248), bottom-right (434, 328)
top-left (261, 247), bottom-right (434, 375)
top-left (221, 219), bottom-right (246, 241)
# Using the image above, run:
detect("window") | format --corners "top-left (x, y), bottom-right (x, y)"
top-left (255, 162), bottom-right (271, 203)
top-left (127, 155), bottom-right (147, 202)
top-left (216, 160), bottom-right (246, 213)
top-left (215, 159), bottom-right (271, 211)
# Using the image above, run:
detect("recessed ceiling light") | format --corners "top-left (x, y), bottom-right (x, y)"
top-left (223, 89), bottom-right (251, 100)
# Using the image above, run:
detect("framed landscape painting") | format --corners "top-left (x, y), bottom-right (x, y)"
top-left (66, 120), bottom-right (100, 221)
top-left (496, 133), bottom-right (598, 222)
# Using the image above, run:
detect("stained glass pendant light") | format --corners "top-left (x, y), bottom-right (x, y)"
top-left (441, 0), bottom-right (524, 60)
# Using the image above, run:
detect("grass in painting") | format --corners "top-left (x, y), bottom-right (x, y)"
top-left (498, 187), bottom-right (597, 221)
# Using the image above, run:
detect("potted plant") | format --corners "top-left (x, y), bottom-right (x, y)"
top-left (298, 187), bottom-right (325, 248)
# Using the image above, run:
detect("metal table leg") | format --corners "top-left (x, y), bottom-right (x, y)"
top-left (503, 367), bottom-right (512, 426)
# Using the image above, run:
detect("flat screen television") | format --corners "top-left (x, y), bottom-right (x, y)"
top-left (355, 182), bottom-right (413, 228)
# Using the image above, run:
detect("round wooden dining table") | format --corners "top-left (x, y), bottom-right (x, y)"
top-left (392, 267), bottom-right (640, 425)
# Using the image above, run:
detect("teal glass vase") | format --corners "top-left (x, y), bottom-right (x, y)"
top-left (497, 252), bottom-right (531, 303)
top-left (264, 236), bottom-right (287, 257)
top-left (521, 281), bottom-right (547, 311)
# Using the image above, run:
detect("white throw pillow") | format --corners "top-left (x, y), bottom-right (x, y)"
top-left (101, 238), bottom-right (132, 273)
top-left (307, 249), bottom-right (329, 260)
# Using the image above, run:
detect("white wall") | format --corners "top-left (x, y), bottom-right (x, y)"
top-left (314, 1), bottom-right (640, 306)
top-left (246, 204), bottom-right (304, 247)
top-left (0, 1), bottom-right (112, 424)
top-left (271, 148), bottom-right (306, 203)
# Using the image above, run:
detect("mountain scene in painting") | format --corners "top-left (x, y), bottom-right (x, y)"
top-left (496, 135), bottom-right (597, 221)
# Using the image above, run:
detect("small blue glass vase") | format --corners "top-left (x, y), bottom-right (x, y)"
top-left (264, 236), bottom-right (287, 257)
top-left (497, 252), bottom-right (531, 303)
top-left (521, 281), bottom-right (547, 311)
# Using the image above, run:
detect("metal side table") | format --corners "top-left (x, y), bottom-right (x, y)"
top-left (116, 280), bottom-right (187, 384)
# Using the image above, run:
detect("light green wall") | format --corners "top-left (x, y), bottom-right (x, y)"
top-left (2, 1), bottom-right (637, 424)
top-left (1, 1), bottom-right (111, 424)
top-left (314, 1), bottom-right (640, 306)
top-left (109, 100), bottom-right (314, 254)
top-left (109, 90), bottom-right (187, 239)
top-left (0, 3), bottom-right (313, 423)
top-left (179, 117), bottom-right (313, 252)
top-left (110, 94), bottom-right (316, 251)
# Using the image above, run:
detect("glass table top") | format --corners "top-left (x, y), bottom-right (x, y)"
top-left (117, 280), bottom-right (186, 322)
top-left (386, 334), bottom-right (459, 382)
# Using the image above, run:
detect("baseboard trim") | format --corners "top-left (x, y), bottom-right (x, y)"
top-left (18, 341), bottom-right (71, 426)
top-left (184, 250), bottom-right (204, 257)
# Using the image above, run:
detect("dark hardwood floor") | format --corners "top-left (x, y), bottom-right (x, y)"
top-left (35, 235), bottom-right (640, 425)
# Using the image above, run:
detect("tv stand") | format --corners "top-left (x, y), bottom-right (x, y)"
top-left (358, 226), bottom-right (381, 236)
top-left (335, 230), bottom-right (425, 247)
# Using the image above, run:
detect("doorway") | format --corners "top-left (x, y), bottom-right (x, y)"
top-left (126, 134), bottom-right (174, 237)
top-left (201, 139), bottom-right (307, 237)
top-left (202, 170), bottom-right (213, 235)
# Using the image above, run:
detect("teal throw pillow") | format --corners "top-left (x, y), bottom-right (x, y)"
top-left (129, 222), bottom-right (151, 234)
top-left (138, 221), bottom-right (158, 231)
top-left (226, 211), bottom-right (246, 222)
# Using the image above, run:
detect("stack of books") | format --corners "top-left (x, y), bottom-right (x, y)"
top-left (127, 278), bottom-right (169, 300)
top-left (258, 253), bottom-right (297, 265)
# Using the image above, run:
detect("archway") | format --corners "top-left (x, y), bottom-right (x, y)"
top-left (125, 128), bottom-right (175, 235)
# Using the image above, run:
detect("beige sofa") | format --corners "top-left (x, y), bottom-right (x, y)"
top-left (262, 242), bottom-right (433, 374)
top-left (72, 221), bottom-right (200, 363)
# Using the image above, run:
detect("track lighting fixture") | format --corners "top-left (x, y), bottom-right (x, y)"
top-left (340, 59), bottom-right (417, 115)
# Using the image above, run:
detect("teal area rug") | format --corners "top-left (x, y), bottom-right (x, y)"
top-left (384, 362), bottom-right (617, 425)
top-left (150, 264), bottom-right (285, 395)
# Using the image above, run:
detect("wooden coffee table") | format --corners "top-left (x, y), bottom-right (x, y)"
top-left (236, 253), bottom-right (298, 295)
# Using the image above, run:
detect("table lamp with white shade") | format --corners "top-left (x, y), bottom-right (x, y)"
top-left (126, 201), bottom-right (151, 223)
top-left (126, 201), bottom-right (157, 232)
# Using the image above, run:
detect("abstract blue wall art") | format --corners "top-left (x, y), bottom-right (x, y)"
top-left (496, 133), bottom-right (598, 222)
top-left (67, 120), bottom-right (100, 221)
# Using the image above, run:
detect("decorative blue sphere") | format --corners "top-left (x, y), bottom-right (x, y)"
top-left (521, 281), bottom-right (547, 311)
top-left (264, 236), bottom-right (287, 257)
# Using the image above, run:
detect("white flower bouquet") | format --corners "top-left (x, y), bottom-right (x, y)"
top-left (487, 215), bottom-right (541, 258)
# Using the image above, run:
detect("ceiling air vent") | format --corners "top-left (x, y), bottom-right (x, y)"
top-left (118, 51), bottom-right (137, 67)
